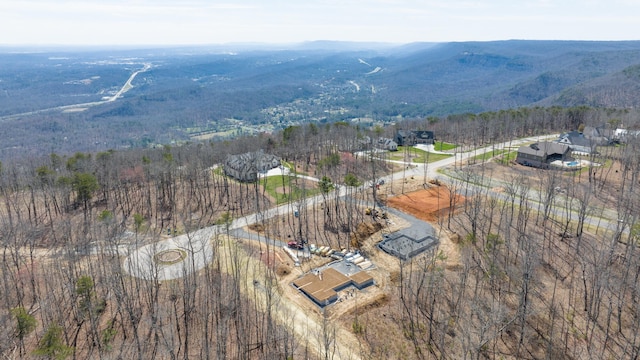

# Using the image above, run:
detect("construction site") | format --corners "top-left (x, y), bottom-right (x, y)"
top-left (378, 225), bottom-right (438, 260)
top-left (386, 185), bottom-right (464, 223)
top-left (292, 259), bottom-right (375, 307)
top-left (280, 183), bottom-right (463, 309)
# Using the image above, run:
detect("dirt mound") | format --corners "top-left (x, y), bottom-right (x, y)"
top-left (276, 264), bottom-right (291, 277)
top-left (350, 221), bottom-right (383, 248)
top-left (248, 223), bottom-right (265, 232)
top-left (450, 232), bottom-right (463, 244)
top-left (387, 186), bottom-right (464, 223)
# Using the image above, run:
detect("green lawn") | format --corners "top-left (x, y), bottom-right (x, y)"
top-left (415, 152), bottom-right (453, 163)
top-left (282, 160), bottom-right (311, 176)
top-left (496, 151), bottom-right (517, 165)
top-left (281, 161), bottom-right (294, 171)
top-left (468, 149), bottom-right (509, 163)
top-left (212, 166), bottom-right (224, 176)
top-left (390, 146), bottom-right (453, 163)
top-left (434, 141), bottom-right (458, 151)
top-left (261, 175), bottom-right (321, 204)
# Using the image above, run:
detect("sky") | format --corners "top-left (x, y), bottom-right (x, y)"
top-left (2, 0), bottom-right (640, 46)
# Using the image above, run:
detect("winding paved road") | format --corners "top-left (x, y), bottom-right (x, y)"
top-left (122, 134), bottom-right (567, 280)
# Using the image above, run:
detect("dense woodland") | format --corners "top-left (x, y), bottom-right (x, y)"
top-left (1, 106), bottom-right (640, 359)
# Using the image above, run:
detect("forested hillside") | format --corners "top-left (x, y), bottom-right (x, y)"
top-left (2, 107), bottom-right (640, 359)
top-left (2, 40), bottom-right (640, 159)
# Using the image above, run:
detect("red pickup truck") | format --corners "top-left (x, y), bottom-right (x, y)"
top-left (287, 241), bottom-right (304, 250)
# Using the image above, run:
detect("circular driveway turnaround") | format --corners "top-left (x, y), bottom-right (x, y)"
top-left (123, 226), bottom-right (217, 281)
top-left (154, 249), bottom-right (187, 264)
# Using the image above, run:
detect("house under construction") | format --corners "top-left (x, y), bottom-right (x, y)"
top-left (292, 266), bottom-right (374, 307)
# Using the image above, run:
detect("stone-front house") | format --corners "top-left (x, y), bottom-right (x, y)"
top-left (224, 151), bottom-right (281, 182)
top-left (396, 130), bottom-right (435, 146)
top-left (516, 142), bottom-right (572, 168)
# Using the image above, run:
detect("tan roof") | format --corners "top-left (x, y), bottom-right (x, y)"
top-left (293, 268), bottom-right (373, 304)
top-left (350, 271), bottom-right (374, 286)
top-left (292, 273), bottom-right (316, 288)
top-left (293, 268), bottom-right (350, 303)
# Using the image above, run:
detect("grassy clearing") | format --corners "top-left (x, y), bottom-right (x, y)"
top-left (283, 160), bottom-right (311, 176)
top-left (281, 161), bottom-right (294, 170)
top-left (496, 151), bottom-right (518, 165)
top-left (434, 141), bottom-right (458, 151)
top-left (189, 129), bottom-right (236, 141)
top-left (416, 152), bottom-right (453, 163)
top-left (261, 175), bottom-right (321, 204)
top-left (468, 149), bottom-right (509, 163)
top-left (390, 146), bottom-right (453, 163)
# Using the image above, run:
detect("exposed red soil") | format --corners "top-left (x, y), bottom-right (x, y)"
top-left (386, 186), bottom-right (465, 222)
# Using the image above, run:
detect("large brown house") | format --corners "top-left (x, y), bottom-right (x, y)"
top-left (516, 142), bottom-right (572, 168)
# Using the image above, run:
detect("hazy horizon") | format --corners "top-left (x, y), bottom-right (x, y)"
top-left (2, 0), bottom-right (640, 47)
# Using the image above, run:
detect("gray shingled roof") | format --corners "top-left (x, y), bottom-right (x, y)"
top-left (517, 142), bottom-right (571, 157)
top-left (559, 131), bottom-right (593, 147)
top-left (225, 151), bottom-right (280, 172)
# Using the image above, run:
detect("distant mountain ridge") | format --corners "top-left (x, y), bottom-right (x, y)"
top-left (1, 40), bottom-right (640, 158)
top-left (376, 40), bottom-right (640, 111)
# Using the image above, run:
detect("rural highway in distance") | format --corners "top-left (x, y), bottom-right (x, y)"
top-left (0, 62), bottom-right (152, 122)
